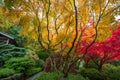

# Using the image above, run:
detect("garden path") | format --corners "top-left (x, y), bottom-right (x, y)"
top-left (26, 72), bottom-right (42, 80)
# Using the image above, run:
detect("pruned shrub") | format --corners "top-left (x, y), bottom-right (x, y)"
top-left (0, 68), bottom-right (15, 78)
top-left (25, 68), bottom-right (42, 76)
top-left (35, 72), bottom-right (60, 80)
top-left (35, 72), bottom-right (89, 80)
top-left (4, 57), bottom-right (35, 73)
top-left (80, 68), bottom-right (104, 80)
top-left (0, 43), bottom-right (26, 66)
top-left (102, 64), bottom-right (120, 80)
top-left (110, 59), bottom-right (120, 66)
top-left (68, 74), bottom-right (89, 80)
top-left (36, 48), bottom-right (49, 61)
top-left (36, 59), bottom-right (45, 68)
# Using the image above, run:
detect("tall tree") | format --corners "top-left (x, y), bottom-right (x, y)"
top-left (1, 0), bottom-right (120, 78)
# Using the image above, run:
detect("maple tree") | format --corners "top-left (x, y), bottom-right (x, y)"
top-left (0, 0), bottom-right (120, 78)
top-left (76, 19), bottom-right (120, 71)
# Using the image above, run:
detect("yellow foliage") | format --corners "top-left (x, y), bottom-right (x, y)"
top-left (1, 0), bottom-right (119, 53)
top-left (97, 26), bottom-right (112, 41)
top-left (25, 50), bottom-right (39, 62)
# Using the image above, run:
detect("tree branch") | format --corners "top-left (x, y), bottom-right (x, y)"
top-left (46, 0), bottom-right (51, 49)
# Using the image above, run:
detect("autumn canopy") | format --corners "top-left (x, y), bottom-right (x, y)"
top-left (0, 0), bottom-right (120, 79)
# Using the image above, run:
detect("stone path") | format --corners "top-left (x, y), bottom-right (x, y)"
top-left (26, 72), bottom-right (42, 80)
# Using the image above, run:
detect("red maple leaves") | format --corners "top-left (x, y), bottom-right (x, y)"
top-left (76, 20), bottom-right (120, 62)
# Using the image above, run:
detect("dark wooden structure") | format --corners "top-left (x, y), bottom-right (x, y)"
top-left (0, 31), bottom-right (17, 46)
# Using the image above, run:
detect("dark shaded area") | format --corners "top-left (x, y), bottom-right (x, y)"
top-left (0, 31), bottom-right (18, 46)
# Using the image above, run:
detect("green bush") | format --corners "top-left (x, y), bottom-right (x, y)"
top-left (36, 59), bottom-right (45, 68)
top-left (0, 26), bottom-right (26, 67)
top-left (25, 50), bottom-right (45, 68)
top-left (68, 74), bottom-right (89, 80)
top-left (80, 68), bottom-right (104, 80)
top-left (25, 50), bottom-right (39, 62)
top-left (36, 48), bottom-right (49, 61)
top-left (79, 64), bottom-right (120, 80)
top-left (0, 68), bottom-right (15, 78)
top-left (0, 43), bottom-right (26, 66)
top-left (35, 72), bottom-right (89, 80)
top-left (35, 72), bottom-right (60, 80)
top-left (4, 57), bottom-right (35, 73)
top-left (102, 64), bottom-right (120, 80)
top-left (110, 59), bottom-right (120, 66)
top-left (84, 59), bottom-right (99, 69)
top-left (25, 68), bottom-right (42, 76)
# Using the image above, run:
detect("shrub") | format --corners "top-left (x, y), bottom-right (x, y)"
top-left (110, 59), bottom-right (120, 66)
top-left (0, 43), bottom-right (26, 66)
top-left (84, 60), bottom-right (98, 69)
top-left (68, 74), bottom-right (89, 80)
top-left (102, 64), bottom-right (120, 80)
top-left (25, 50), bottom-right (39, 62)
top-left (36, 59), bottom-right (45, 68)
top-left (0, 68), bottom-right (15, 78)
top-left (25, 50), bottom-right (45, 68)
top-left (80, 68), bottom-right (104, 80)
top-left (25, 68), bottom-right (42, 76)
top-left (35, 72), bottom-right (89, 80)
top-left (36, 48), bottom-right (49, 61)
top-left (4, 57), bottom-right (35, 73)
top-left (35, 72), bottom-right (60, 80)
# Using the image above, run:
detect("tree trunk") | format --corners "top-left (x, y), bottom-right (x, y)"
top-left (98, 61), bottom-right (103, 71)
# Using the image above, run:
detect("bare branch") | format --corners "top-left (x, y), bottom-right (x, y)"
top-left (46, 0), bottom-right (51, 49)
top-left (66, 0), bottom-right (78, 58)
top-left (102, 5), bottom-right (120, 18)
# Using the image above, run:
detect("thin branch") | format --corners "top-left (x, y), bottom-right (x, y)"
top-left (102, 5), bottom-right (120, 18)
top-left (66, 0), bottom-right (78, 58)
top-left (51, 16), bottom-right (72, 48)
top-left (62, 0), bottom-right (78, 74)
top-left (46, 0), bottom-right (51, 49)
top-left (54, 14), bottom-right (61, 34)
top-left (32, 1), bottom-right (45, 49)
